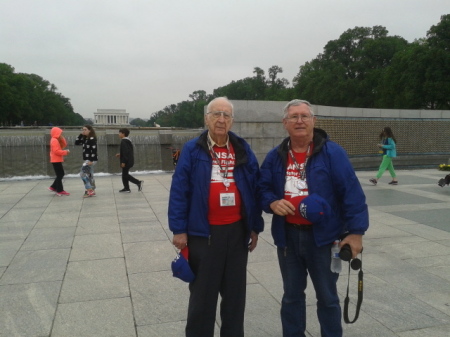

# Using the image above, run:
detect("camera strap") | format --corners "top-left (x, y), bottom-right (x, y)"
top-left (343, 254), bottom-right (363, 324)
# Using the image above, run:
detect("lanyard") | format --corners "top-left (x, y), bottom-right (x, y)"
top-left (207, 137), bottom-right (231, 187)
top-left (343, 253), bottom-right (364, 324)
top-left (288, 140), bottom-right (311, 181)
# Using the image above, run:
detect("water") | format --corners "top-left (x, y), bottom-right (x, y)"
top-left (0, 128), bottom-right (202, 179)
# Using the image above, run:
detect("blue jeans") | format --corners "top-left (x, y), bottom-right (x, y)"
top-left (80, 162), bottom-right (96, 190)
top-left (277, 225), bottom-right (342, 337)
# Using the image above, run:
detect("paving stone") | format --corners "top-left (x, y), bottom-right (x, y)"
top-left (123, 240), bottom-right (174, 274)
top-left (363, 284), bottom-right (450, 332)
top-left (75, 216), bottom-right (120, 235)
top-left (129, 270), bottom-right (189, 326)
top-left (70, 232), bottom-right (123, 261)
top-left (120, 224), bottom-right (169, 243)
top-left (0, 281), bottom-right (61, 337)
top-left (52, 297), bottom-right (136, 337)
top-left (59, 258), bottom-right (129, 303)
top-left (136, 321), bottom-right (186, 337)
top-left (0, 221), bottom-right (36, 241)
top-left (21, 227), bottom-right (75, 250)
top-left (1, 170), bottom-right (450, 336)
top-left (0, 248), bottom-right (70, 285)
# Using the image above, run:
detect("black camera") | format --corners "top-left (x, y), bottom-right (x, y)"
top-left (340, 243), bottom-right (362, 270)
top-left (339, 244), bottom-right (352, 261)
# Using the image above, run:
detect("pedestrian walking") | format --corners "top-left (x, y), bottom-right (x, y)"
top-left (369, 127), bottom-right (398, 185)
top-left (115, 128), bottom-right (143, 193)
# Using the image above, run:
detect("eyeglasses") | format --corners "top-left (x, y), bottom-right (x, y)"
top-left (207, 111), bottom-right (234, 120)
top-left (285, 114), bottom-right (313, 123)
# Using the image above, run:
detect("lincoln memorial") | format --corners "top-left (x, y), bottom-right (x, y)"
top-left (94, 109), bottom-right (129, 125)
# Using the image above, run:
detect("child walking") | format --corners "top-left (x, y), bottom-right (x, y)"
top-left (370, 126), bottom-right (398, 185)
top-left (49, 127), bottom-right (70, 196)
top-left (75, 125), bottom-right (98, 198)
top-left (115, 128), bottom-right (143, 193)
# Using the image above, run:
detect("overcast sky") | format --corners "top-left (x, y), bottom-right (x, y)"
top-left (1, 1), bottom-right (447, 120)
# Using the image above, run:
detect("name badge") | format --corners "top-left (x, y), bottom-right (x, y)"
top-left (220, 192), bottom-right (236, 206)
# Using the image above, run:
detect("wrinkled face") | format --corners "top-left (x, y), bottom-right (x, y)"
top-left (283, 103), bottom-right (316, 139)
top-left (205, 99), bottom-right (234, 140)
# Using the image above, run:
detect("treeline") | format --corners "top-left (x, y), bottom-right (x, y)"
top-left (0, 63), bottom-right (85, 126)
top-left (144, 14), bottom-right (449, 128)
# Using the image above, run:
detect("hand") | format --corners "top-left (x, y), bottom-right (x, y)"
top-left (66, 149), bottom-right (70, 153)
top-left (115, 153), bottom-right (120, 158)
top-left (270, 199), bottom-right (295, 216)
top-left (173, 233), bottom-right (188, 250)
top-left (339, 234), bottom-right (363, 259)
top-left (377, 144), bottom-right (382, 148)
top-left (121, 163), bottom-right (125, 168)
top-left (248, 231), bottom-right (258, 252)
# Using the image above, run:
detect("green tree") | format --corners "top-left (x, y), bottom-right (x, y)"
top-left (378, 15), bottom-right (450, 110)
top-left (131, 118), bottom-right (147, 127)
top-left (0, 63), bottom-right (83, 126)
top-left (293, 26), bottom-right (408, 107)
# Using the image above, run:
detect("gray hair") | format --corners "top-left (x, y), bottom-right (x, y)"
top-left (283, 99), bottom-right (314, 118)
top-left (206, 97), bottom-right (234, 115)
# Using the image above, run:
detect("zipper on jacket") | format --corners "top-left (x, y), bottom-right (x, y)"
top-left (208, 235), bottom-right (211, 246)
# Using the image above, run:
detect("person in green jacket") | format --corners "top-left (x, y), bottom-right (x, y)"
top-left (370, 127), bottom-right (398, 185)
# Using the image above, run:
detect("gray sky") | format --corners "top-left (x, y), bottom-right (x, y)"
top-left (1, 1), bottom-right (447, 120)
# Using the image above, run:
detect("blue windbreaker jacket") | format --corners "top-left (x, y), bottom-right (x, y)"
top-left (168, 131), bottom-right (264, 244)
top-left (259, 128), bottom-right (369, 248)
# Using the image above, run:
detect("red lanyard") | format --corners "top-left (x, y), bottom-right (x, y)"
top-left (288, 141), bottom-right (311, 181)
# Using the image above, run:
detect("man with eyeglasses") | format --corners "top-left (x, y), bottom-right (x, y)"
top-left (168, 97), bottom-right (264, 337)
top-left (259, 99), bottom-right (369, 337)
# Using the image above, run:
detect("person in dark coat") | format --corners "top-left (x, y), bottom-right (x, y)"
top-left (115, 128), bottom-right (143, 193)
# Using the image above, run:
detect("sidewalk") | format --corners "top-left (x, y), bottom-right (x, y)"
top-left (1, 169), bottom-right (450, 337)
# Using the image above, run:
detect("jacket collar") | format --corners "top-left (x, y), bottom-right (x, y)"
top-left (277, 128), bottom-right (328, 166)
top-left (198, 130), bottom-right (247, 166)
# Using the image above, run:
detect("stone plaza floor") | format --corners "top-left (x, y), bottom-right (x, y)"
top-left (1, 169), bottom-right (450, 336)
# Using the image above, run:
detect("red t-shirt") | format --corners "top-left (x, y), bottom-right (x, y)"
top-left (284, 149), bottom-right (312, 225)
top-left (208, 144), bottom-right (242, 225)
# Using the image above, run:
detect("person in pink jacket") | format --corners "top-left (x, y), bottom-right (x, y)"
top-left (48, 127), bottom-right (70, 196)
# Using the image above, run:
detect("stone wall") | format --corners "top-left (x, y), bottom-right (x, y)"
top-left (230, 100), bottom-right (450, 169)
top-left (1, 100), bottom-right (450, 178)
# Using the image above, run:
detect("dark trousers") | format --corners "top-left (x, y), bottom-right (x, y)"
top-left (278, 226), bottom-right (341, 337)
top-left (186, 221), bottom-right (248, 337)
top-left (121, 167), bottom-right (139, 189)
top-left (51, 162), bottom-right (65, 193)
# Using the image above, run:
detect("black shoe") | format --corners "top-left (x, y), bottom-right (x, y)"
top-left (369, 178), bottom-right (377, 185)
top-left (438, 178), bottom-right (446, 187)
top-left (388, 180), bottom-right (398, 185)
top-left (138, 180), bottom-right (144, 192)
top-left (119, 188), bottom-right (131, 193)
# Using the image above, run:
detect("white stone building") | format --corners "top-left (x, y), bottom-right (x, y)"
top-left (94, 109), bottom-right (129, 125)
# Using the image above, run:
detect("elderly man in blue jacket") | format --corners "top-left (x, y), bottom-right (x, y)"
top-left (259, 99), bottom-right (369, 337)
top-left (168, 97), bottom-right (264, 337)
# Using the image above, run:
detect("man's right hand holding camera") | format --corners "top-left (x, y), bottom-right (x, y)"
top-left (339, 234), bottom-right (363, 259)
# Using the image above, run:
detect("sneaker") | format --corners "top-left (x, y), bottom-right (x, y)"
top-left (83, 189), bottom-right (96, 198)
top-left (119, 188), bottom-right (131, 193)
top-left (48, 187), bottom-right (56, 192)
top-left (138, 180), bottom-right (144, 192)
top-left (369, 178), bottom-right (377, 185)
top-left (56, 191), bottom-right (70, 196)
top-left (388, 180), bottom-right (398, 185)
top-left (438, 178), bottom-right (446, 187)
